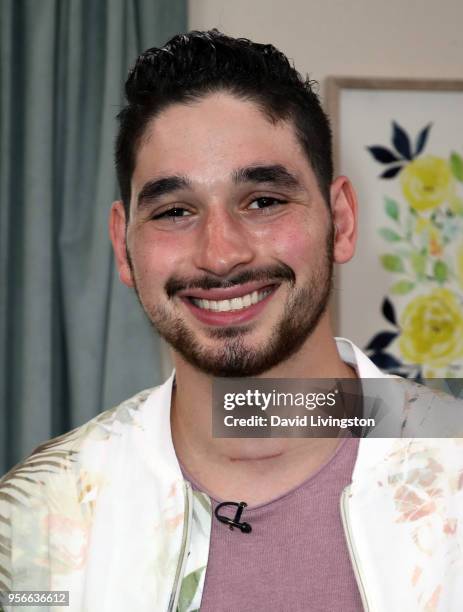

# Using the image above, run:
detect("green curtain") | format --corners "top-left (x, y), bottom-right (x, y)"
top-left (0, 0), bottom-right (186, 474)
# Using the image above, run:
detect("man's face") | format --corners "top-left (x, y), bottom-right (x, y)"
top-left (114, 92), bottom-right (338, 377)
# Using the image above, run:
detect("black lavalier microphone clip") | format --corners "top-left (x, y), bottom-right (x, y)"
top-left (214, 501), bottom-right (252, 533)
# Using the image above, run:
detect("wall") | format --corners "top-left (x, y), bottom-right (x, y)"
top-left (188, 0), bottom-right (463, 85)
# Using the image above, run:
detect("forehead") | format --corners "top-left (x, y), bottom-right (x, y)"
top-left (132, 92), bottom-right (314, 190)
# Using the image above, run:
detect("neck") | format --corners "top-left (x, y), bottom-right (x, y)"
top-left (170, 316), bottom-right (357, 505)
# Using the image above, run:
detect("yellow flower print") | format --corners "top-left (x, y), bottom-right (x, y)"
top-left (415, 218), bottom-right (430, 234)
top-left (415, 218), bottom-right (443, 256)
top-left (399, 288), bottom-right (463, 367)
top-left (450, 194), bottom-right (463, 215)
top-left (457, 243), bottom-right (463, 290)
top-left (429, 228), bottom-right (443, 256)
top-left (401, 156), bottom-right (454, 212)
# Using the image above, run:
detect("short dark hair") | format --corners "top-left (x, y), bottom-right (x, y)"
top-left (115, 29), bottom-right (333, 219)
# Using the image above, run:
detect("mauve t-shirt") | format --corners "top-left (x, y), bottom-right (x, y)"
top-left (180, 437), bottom-right (362, 612)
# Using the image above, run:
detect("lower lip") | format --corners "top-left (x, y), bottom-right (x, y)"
top-left (181, 287), bottom-right (278, 326)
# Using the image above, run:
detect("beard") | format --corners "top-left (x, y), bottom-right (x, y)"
top-left (129, 223), bottom-right (334, 377)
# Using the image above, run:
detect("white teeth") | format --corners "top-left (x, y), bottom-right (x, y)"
top-left (192, 288), bottom-right (273, 312)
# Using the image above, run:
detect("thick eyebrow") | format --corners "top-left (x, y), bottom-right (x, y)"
top-left (137, 175), bottom-right (191, 210)
top-left (136, 164), bottom-right (302, 211)
top-left (232, 164), bottom-right (303, 190)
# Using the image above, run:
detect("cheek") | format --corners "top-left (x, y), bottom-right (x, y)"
top-left (257, 217), bottom-right (318, 271)
top-left (128, 229), bottom-right (187, 289)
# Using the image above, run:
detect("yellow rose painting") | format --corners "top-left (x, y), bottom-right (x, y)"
top-left (365, 122), bottom-right (463, 379)
top-left (400, 156), bottom-right (454, 212)
top-left (399, 289), bottom-right (463, 368)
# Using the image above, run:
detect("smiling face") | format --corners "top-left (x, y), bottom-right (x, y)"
top-left (110, 92), bottom-right (356, 376)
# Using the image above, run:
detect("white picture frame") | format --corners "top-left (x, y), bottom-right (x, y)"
top-left (327, 77), bottom-right (463, 379)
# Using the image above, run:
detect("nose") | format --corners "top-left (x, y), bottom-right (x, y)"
top-left (193, 208), bottom-right (255, 276)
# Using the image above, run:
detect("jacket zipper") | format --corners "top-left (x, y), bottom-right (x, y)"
top-left (168, 481), bottom-right (193, 612)
top-left (340, 485), bottom-right (371, 612)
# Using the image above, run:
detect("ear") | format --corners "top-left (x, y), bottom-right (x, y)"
top-left (330, 176), bottom-right (358, 264)
top-left (109, 201), bottom-right (134, 287)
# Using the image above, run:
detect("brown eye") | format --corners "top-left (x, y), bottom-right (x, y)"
top-left (152, 207), bottom-right (192, 220)
top-left (248, 197), bottom-right (287, 210)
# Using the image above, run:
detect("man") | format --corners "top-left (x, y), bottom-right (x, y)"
top-left (0, 30), bottom-right (462, 612)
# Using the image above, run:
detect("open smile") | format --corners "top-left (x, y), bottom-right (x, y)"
top-left (190, 287), bottom-right (273, 312)
top-left (178, 282), bottom-right (280, 325)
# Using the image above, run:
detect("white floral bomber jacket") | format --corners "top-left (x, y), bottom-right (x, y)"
top-left (0, 338), bottom-right (462, 612)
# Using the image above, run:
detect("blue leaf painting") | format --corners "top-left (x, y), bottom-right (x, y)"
top-left (365, 331), bottom-right (398, 351)
top-left (369, 352), bottom-right (402, 369)
top-left (392, 121), bottom-right (412, 160)
top-left (367, 146), bottom-right (400, 164)
top-left (381, 297), bottom-right (397, 326)
top-left (414, 123), bottom-right (432, 157)
top-left (380, 164), bottom-right (403, 179)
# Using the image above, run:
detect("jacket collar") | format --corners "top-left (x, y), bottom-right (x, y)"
top-left (150, 337), bottom-right (400, 477)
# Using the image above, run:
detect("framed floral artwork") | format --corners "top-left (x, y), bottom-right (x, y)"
top-left (327, 77), bottom-right (463, 380)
